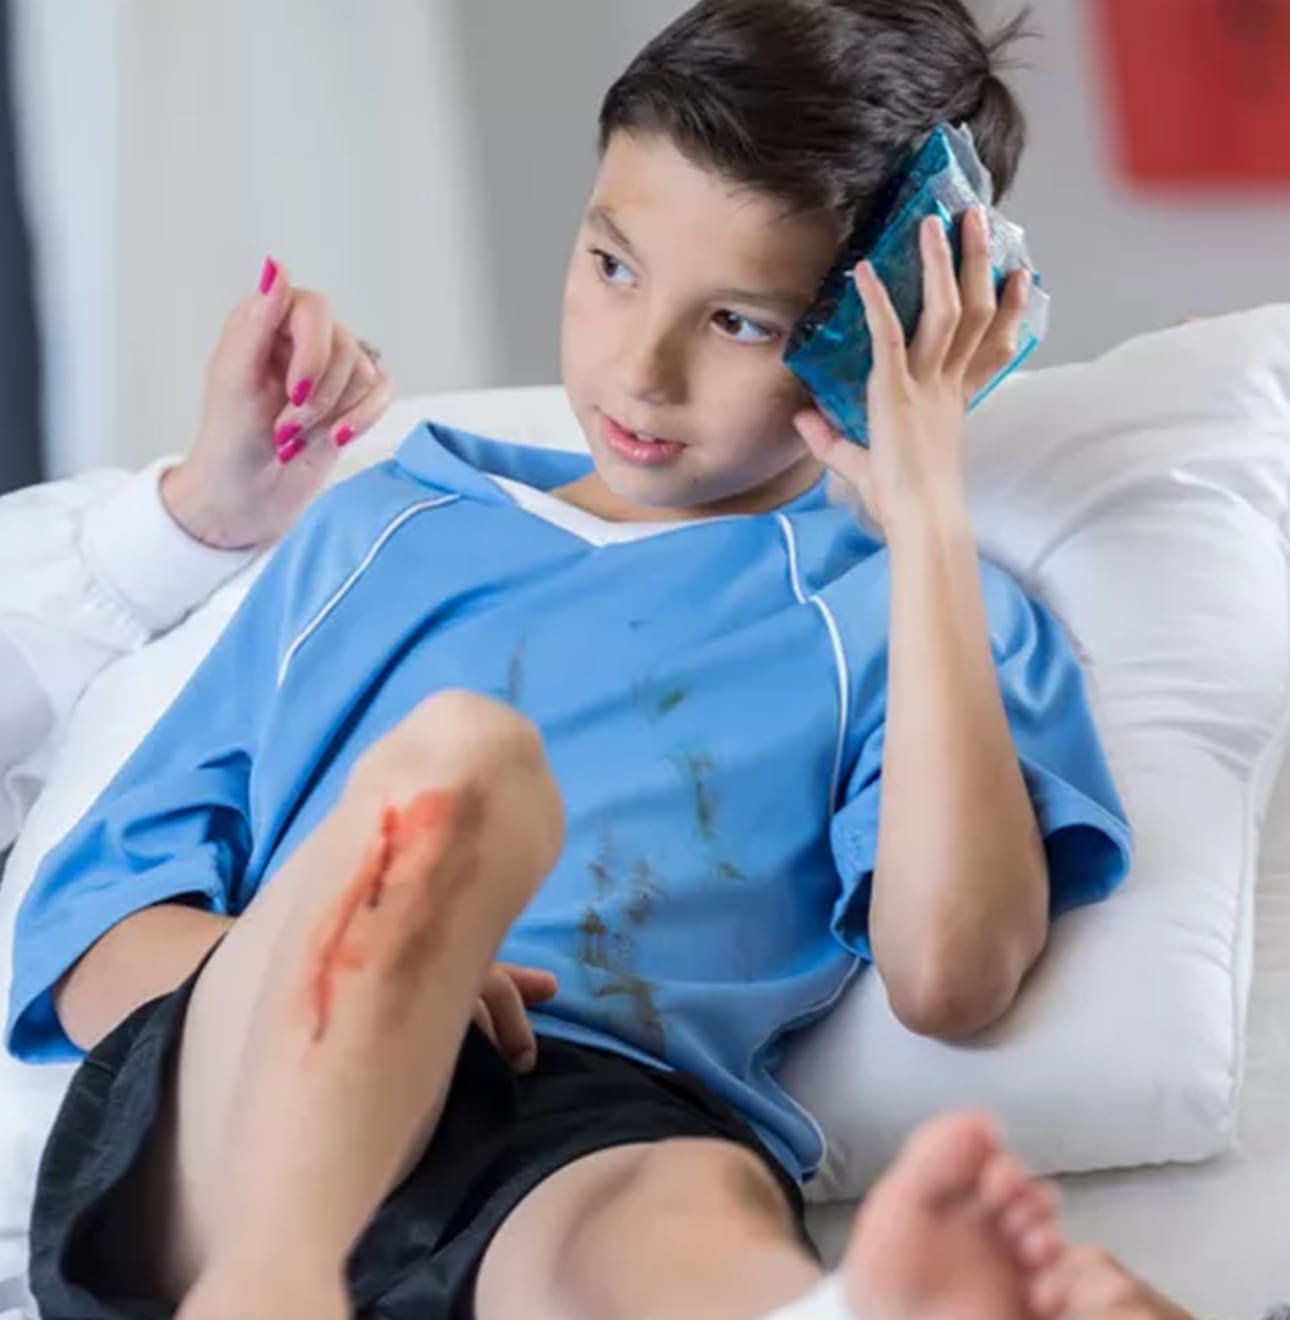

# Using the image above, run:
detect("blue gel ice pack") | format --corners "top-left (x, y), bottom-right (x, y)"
top-left (784, 123), bottom-right (1050, 446)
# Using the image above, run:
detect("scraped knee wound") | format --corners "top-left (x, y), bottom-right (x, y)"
top-left (760, 1276), bottom-right (851, 1320)
top-left (302, 791), bottom-right (460, 1043)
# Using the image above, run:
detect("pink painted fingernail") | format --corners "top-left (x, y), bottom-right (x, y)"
top-left (276, 436), bottom-right (306, 465)
top-left (259, 257), bottom-right (279, 295)
top-left (274, 421), bottom-right (303, 449)
top-left (334, 424), bottom-right (357, 449)
top-left (291, 378), bottom-right (314, 407)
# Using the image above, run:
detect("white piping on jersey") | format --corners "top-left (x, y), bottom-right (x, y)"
top-left (775, 514), bottom-right (849, 813)
top-left (271, 489), bottom-right (855, 1178)
top-left (772, 513), bottom-right (861, 1177)
top-left (765, 952), bottom-right (865, 1180)
top-left (276, 496), bottom-right (461, 687)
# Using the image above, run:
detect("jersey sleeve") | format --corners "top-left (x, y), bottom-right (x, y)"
top-left (828, 563), bottom-right (1134, 959)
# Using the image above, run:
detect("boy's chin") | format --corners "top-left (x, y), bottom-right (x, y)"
top-left (595, 460), bottom-right (699, 513)
top-left (592, 450), bottom-right (804, 519)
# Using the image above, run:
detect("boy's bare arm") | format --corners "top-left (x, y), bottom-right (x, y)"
top-left (871, 502), bottom-right (1048, 1040)
top-left (54, 905), bottom-right (235, 1052)
top-left (794, 217), bottom-right (1050, 1041)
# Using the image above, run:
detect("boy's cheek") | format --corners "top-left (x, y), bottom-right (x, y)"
top-left (561, 258), bottom-right (604, 331)
top-left (705, 370), bottom-right (809, 453)
top-left (561, 282), bottom-right (608, 384)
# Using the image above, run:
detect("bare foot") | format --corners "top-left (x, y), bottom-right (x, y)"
top-left (1030, 1244), bottom-right (1197, 1319)
top-left (841, 1114), bottom-right (1064, 1320)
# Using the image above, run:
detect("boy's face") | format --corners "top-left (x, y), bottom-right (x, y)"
top-left (562, 131), bottom-right (843, 517)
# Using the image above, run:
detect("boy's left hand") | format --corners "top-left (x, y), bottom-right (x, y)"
top-left (473, 962), bottom-right (559, 1074)
top-left (793, 207), bottom-right (1027, 536)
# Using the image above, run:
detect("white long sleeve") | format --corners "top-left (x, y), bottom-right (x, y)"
top-left (0, 459), bottom-right (256, 851)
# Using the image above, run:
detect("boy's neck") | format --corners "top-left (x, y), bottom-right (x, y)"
top-left (552, 455), bottom-right (825, 525)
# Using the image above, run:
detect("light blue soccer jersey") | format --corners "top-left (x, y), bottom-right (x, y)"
top-left (7, 423), bottom-right (1132, 1181)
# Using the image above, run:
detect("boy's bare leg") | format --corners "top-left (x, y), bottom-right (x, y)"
top-left (66, 690), bottom-right (563, 1313)
top-left (473, 1113), bottom-right (1065, 1320)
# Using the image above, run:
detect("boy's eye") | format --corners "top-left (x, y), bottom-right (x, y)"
top-left (592, 249), bottom-right (636, 287)
top-left (712, 310), bottom-right (779, 346)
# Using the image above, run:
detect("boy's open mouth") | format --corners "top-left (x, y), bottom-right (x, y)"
top-left (598, 410), bottom-right (686, 468)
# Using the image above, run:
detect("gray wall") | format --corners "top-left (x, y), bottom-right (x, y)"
top-left (0, 0), bottom-right (40, 493)
top-left (454, 2), bottom-right (683, 387)
top-left (454, 1), bottom-right (619, 387)
top-left (456, 0), bottom-right (1290, 385)
top-left (994, 0), bottom-right (1290, 366)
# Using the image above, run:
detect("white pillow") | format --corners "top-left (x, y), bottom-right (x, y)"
top-left (1, 311), bottom-right (1288, 1272)
top-left (786, 306), bottom-right (1290, 1199)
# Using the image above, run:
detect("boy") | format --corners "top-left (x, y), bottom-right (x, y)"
top-left (8, 2), bottom-right (1190, 1317)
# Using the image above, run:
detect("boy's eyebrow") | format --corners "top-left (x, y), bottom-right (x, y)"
top-left (587, 205), bottom-right (809, 320)
top-left (588, 206), bottom-right (640, 258)
top-left (706, 283), bottom-right (809, 319)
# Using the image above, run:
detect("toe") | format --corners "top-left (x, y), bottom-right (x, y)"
top-left (980, 1151), bottom-right (1030, 1214)
top-left (1018, 1223), bottom-right (1065, 1272)
top-left (1029, 1244), bottom-right (1125, 1317)
top-left (1029, 1264), bottom-right (1069, 1317)
top-left (1000, 1181), bottom-right (1061, 1245)
top-left (888, 1112), bottom-right (1000, 1209)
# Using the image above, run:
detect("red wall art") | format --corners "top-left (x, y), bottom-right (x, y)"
top-left (1091, 0), bottom-right (1290, 189)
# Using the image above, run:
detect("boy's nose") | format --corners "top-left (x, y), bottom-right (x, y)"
top-left (617, 325), bottom-right (686, 407)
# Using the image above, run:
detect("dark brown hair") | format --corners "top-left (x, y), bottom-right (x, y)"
top-left (599, 0), bottom-right (1032, 222)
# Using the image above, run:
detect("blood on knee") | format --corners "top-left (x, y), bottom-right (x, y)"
top-left (301, 790), bottom-right (461, 1043)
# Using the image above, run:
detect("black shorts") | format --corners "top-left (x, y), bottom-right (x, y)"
top-left (30, 970), bottom-right (810, 1319)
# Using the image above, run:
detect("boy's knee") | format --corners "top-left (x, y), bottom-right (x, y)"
top-left (354, 690), bottom-right (549, 794)
top-left (348, 690), bottom-right (565, 876)
top-left (410, 689), bottom-right (543, 756)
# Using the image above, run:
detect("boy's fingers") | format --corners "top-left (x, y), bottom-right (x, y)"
top-left (499, 963), bottom-right (560, 1006)
top-left (853, 261), bottom-right (907, 386)
top-left (481, 972), bottom-right (538, 1068)
top-left (794, 407), bottom-right (875, 506)
top-left (471, 998), bottom-right (499, 1051)
top-left (946, 207), bottom-right (996, 375)
top-left (910, 215), bottom-right (962, 378)
top-left (283, 291), bottom-right (336, 411)
top-left (794, 407), bottom-right (845, 464)
top-left (965, 267), bottom-right (1028, 398)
